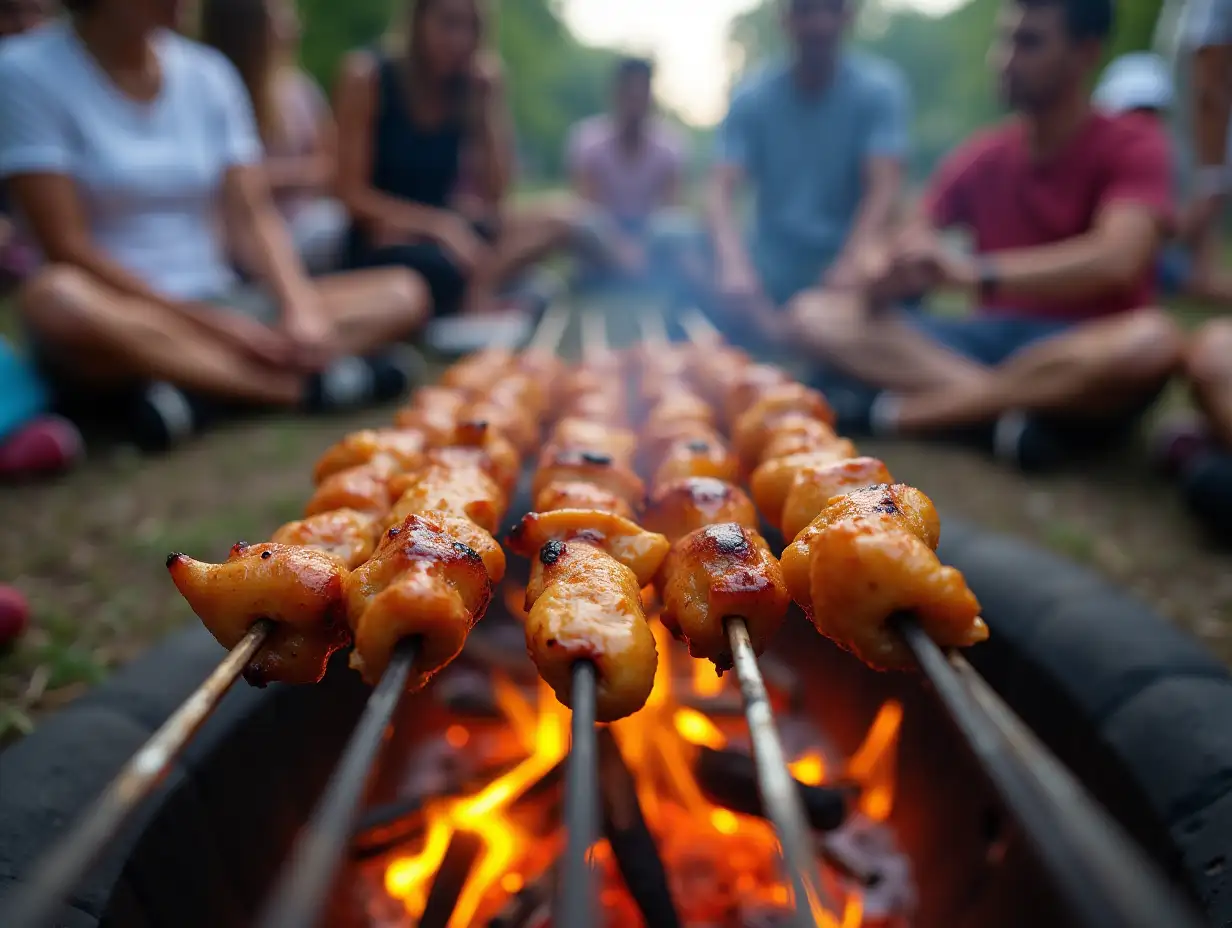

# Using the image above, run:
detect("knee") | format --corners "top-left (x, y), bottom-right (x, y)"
top-left (384, 269), bottom-right (431, 328)
top-left (18, 265), bottom-right (95, 341)
top-left (1185, 317), bottom-right (1232, 390)
top-left (1115, 308), bottom-right (1186, 383)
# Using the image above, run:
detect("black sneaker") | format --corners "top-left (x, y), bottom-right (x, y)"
top-left (1180, 451), bottom-right (1232, 546)
top-left (367, 346), bottom-right (423, 403)
top-left (992, 412), bottom-right (1067, 473)
top-left (131, 381), bottom-right (202, 453)
top-left (303, 356), bottom-right (375, 413)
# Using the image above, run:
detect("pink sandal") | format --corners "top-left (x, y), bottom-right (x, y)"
top-left (0, 415), bottom-right (84, 479)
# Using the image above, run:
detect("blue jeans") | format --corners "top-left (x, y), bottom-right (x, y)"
top-left (905, 313), bottom-right (1073, 366)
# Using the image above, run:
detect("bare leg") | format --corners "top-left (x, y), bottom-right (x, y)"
top-left (19, 265), bottom-right (303, 405)
top-left (790, 288), bottom-right (990, 393)
top-left (313, 267), bottom-right (430, 354)
top-left (465, 197), bottom-right (580, 312)
top-left (1186, 317), bottom-right (1232, 449)
top-left (893, 308), bottom-right (1184, 433)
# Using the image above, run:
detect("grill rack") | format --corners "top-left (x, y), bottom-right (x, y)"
top-left (0, 303), bottom-right (1206, 928)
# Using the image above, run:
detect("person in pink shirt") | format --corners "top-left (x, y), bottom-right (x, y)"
top-left (568, 57), bottom-right (698, 284)
top-left (795, 0), bottom-right (1184, 470)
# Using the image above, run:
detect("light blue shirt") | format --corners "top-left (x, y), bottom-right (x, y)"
top-left (717, 53), bottom-right (910, 304)
top-left (0, 20), bottom-right (263, 300)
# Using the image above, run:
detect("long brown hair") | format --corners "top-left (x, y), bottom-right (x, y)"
top-left (392, 0), bottom-right (487, 128)
top-left (200, 0), bottom-right (280, 143)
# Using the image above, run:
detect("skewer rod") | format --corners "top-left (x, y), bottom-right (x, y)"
top-left (527, 302), bottom-right (571, 355)
top-left (557, 660), bottom-right (600, 927)
top-left (256, 636), bottom-right (420, 928)
top-left (899, 618), bottom-right (1204, 928)
top-left (727, 617), bottom-right (834, 925)
top-left (2, 619), bottom-right (274, 928)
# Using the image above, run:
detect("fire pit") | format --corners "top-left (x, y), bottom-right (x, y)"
top-left (1, 516), bottom-right (1230, 927)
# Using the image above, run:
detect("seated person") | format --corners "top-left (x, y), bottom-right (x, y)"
top-left (0, 0), bottom-right (429, 451)
top-left (568, 56), bottom-right (697, 286)
top-left (707, 0), bottom-right (909, 348)
top-left (336, 0), bottom-right (577, 318)
top-left (202, 0), bottom-right (348, 275)
top-left (1094, 51), bottom-right (1232, 305)
top-left (0, 0), bottom-right (49, 291)
top-left (793, 0), bottom-right (1184, 471)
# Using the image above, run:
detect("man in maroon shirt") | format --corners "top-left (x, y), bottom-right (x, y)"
top-left (794, 0), bottom-right (1186, 468)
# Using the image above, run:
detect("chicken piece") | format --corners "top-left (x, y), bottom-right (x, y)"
top-left (388, 462), bottom-right (505, 535)
top-left (731, 385), bottom-right (836, 468)
top-left (313, 429), bottom-right (426, 485)
top-left (780, 457), bottom-right (895, 541)
top-left (759, 415), bottom-right (847, 466)
top-left (271, 509), bottom-right (382, 568)
top-left (465, 400), bottom-right (539, 454)
top-left (531, 450), bottom-right (646, 511)
top-left (689, 345), bottom-right (752, 406)
top-left (345, 513), bottom-right (495, 687)
top-left (721, 364), bottom-right (791, 426)
top-left (659, 524), bottom-right (790, 671)
top-left (643, 391), bottom-right (715, 433)
top-left (517, 348), bottom-right (566, 386)
top-left (652, 437), bottom-right (741, 488)
top-left (534, 481), bottom-right (636, 521)
top-left (426, 425), bottom-right (520, 494)
top-left (565, 390), bottom-right (628, 425)
top-left (440, 348), bottom-right (515, 392)
top-left (640, 420), bottom-right (723, 474)
top-left (748, 448), bottom-right (862, 531)
top-left (780, 485), bottom-right (985, 668)
top-left (641, 477), bottom-right (759, 542)
top-left (168, 543), bottom-right (350, 686)
top-left (509, 509), bottom-right (670, 587)
top-left (485, 371), bottom-right (550, 420)
top-left (548, 418), bottom-right (639, 470)
top-left (305, 461), bottom-right (396, 517)
top-left (394, 388), bottom-right (468, 441)
top-left (522, 540), bottom-right (658, 722)
top-left (385, 512), bottom-right (506, 583)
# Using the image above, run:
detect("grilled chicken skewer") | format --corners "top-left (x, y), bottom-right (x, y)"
top-left (681, 320), bottom-right (988, 669)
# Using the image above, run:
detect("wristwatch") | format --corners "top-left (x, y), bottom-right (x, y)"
top-left (975, 256), bottom-right (1000, 304)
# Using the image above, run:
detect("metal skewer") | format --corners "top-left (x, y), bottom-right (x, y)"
top-left (557, 660), bottom-right (600, 927)
top-left (527, 301), bottom-right (571, 355)
top-left (728, 617), bottom-right (835, 924)
top-left (1, 617), bottom-right (274, 928)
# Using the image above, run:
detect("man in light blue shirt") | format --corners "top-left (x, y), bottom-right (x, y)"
top-left (706, 0), bottom-right (910, 345)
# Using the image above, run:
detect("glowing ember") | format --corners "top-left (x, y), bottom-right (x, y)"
top-left (374, 618), bottom-right (910, 926)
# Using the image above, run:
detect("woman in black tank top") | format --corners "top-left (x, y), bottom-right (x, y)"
top-left (335, 0), bottom-right (578, 316)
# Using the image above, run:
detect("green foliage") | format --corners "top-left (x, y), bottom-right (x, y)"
top-left (727, 0), bottom-right (1166, 180)
top-left (295, 0), bottom-right (619, 180)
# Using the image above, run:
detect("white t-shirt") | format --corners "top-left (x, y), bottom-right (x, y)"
top-left (1179, 0), bottom-right (1232, 49)
top-left (0, 20), bottom-right (263, 299)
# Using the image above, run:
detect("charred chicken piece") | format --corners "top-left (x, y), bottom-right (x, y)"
top-left (345, 513), bottom-right (496, 687)
top-left (641, 477), bottom-right (760, 541)
top-left (313, 429), bottom-right (426, 485)
top-left (424, 426), bottom-right (520, 495)
top-left (270, 509), bottom-right (382, 569)
top-left (387, 462), bottom-right (505, 535)
top-left (781, 485), bottom-right (986, 668)
top-left (564, 389), bottom-right (628, 425)
top-left (168, 543), bottom-right (350, 686)
top-left (547, 418), bottom-right (639, 470)
top-left (522, 540), bottom-right (658, 722)
top-left (531, 449), bottom-right (646, 512)
top-left (509, 509), bottom-right (670, 587)
top-left (305, 460), bottom-right (397, 517)
top-left (748, 448), bottom-right (861, 532)
top-left (652, 436), bottom-right (741, 488)
top-left (439, 348), bottom-right (515, 393)
top-left (643, 391), bottom-right (716, 434)
top-left (393, 387), bottom-right (469, 440)
top-left (758, 415), bottom-right (847, 466)
top-left (720, 363), bottom-right (792, 426)
top-left (731, 384), bottom-right (836, 469)
top-left (464, 400), bottom-right (539, 455)
top-left (780, 456), bottom-right (895, 541)
top-left (659, 523), bottom-right (790, 671)
top-left (640, 420), bottom-right (724, 474)
top-left (534, 481), bottom-right (637, 521)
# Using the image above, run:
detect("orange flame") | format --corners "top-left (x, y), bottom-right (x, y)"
top-left (846, 701), bottom-right (903, 823)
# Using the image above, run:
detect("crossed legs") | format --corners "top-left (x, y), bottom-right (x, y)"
top-left (19, 265), bottom-right (429, 406)
top-left (791, 289), bottom-right (1185, 435)
top-left (1186, 317), bottom-right (1232, 450)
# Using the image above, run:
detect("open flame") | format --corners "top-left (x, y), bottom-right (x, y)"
top-left (378, 615), bottom-right (904, 926)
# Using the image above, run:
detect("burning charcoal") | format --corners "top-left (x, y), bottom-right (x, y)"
top-left (434, 668), bottom-right (503, 718)
top-left (419, 831), bottom-right (486, 928)
top-left (598, 730), bottom-right (682, 928)
top-left (824, 815), bottom-right (917, 921)
top-left (694, 747), bottom-right (852, 832)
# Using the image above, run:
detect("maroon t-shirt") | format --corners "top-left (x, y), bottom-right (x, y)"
top-left (924, 111), bottom-right (1174, 321)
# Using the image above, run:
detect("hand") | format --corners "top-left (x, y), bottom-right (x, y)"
top-left (181, 303), bottom-right (291, 367)
top-left (823, 253), bottom-right (865, 292)
top-left (280, 291), bottom-right (337, 373)
top-left (432, 213), bottom-right (490, 274)
top-left (472, 52), bottom-right (505, 102)
top-left (717, 259), bottom-right (766, 310)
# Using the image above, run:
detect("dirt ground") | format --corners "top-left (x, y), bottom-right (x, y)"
top-left (1, 400), bottom-right (1229, 742)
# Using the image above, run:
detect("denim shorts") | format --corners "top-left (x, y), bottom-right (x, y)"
top-left (1156, 244), bottom-right (1193, 299)
top-left (904, 313), bottom-right (1073, 366)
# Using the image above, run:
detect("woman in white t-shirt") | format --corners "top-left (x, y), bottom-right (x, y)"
top-left (0, 0), bottom-right (429, 448)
